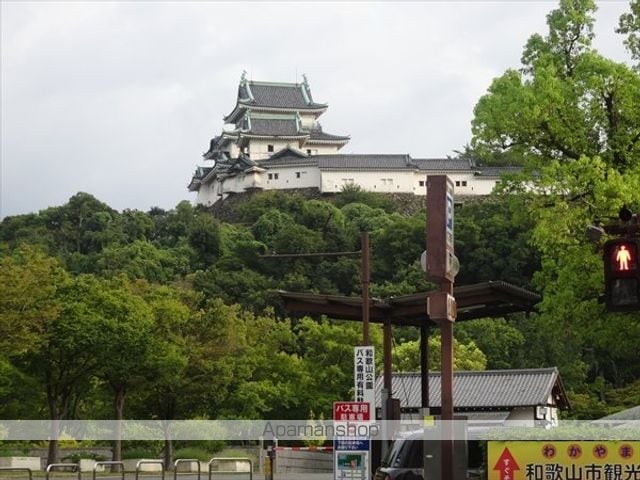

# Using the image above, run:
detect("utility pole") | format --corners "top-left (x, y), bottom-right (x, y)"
top-left (426, 176), bottom-right (458, 480)
top-left (361, 231), bottom-right (370, 346)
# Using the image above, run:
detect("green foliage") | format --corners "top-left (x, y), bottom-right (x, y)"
top-left (173, 447), bottom-right (222, 462)
top-left (472, 0), bottom-right (640, 172)
top-left (456, 319), bottom-right (527, 370)
top-left (392, 335), bottom-right (487, 372)
top-left (334, 184), bottom-right (397, 212)
top-left (617, 0), bottom-right (640, 69)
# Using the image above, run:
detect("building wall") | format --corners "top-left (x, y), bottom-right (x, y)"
top-left (412, 172), bottom-right (498, 196)
top-left (321, 170), bottom-right (419, 194)
top-left (298, 112), bottom-right (317, 130)
top-left (196, 179), bottom-right (221, 206)
top-left (195, 168), bottom-right (501, 206)
top-left (301, 143), bottom-right (341, 156)
top-left (249, 139), bottom-right (303, 160)
top-left (505, 407), bottom-right (535, 426)
top-left (263, 166), bottom-right (321, 190)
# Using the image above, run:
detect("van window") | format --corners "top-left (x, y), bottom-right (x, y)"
top-left (382, 440), bottom-right (423, 469)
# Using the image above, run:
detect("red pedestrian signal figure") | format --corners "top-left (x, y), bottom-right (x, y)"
top-left (616, 245), bottom-right (632, 271)
top-left (604, 239), bottom-right (640, 311)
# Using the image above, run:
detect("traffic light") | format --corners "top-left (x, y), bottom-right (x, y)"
top-left (603, 238), bottom-right (640, 311)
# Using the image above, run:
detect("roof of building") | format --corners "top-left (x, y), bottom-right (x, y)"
top-left (474, 166), bottom-right (523, 177)
top-left (374, 368), bottom-right (569, 411)
top-left (248, 82), bottom-right (324, 109)
top-left (318, 154), bottom-right (415, 170)
top-left (224, 75), bottom-right (328, 122)
top-left (248, 118), bottom-right (302, 137)
top-left (413, 158), bottom-right (474, 171)
top-left (278, 281), bottom-right (541, 326)
top-left (262, 155), bottom-right (320, 168)
top-left (308, 126), bottom-right (350, 142)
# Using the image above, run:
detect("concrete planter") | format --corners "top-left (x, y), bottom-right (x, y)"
top-left (121, 459), bottom-right (163, 472)
top-left (175, 460), bottom-right (201, 473)
top-left (0, 457), bottom-right (41, 471)
top-left (78, 459), bottom-right (105, 472)
top-left (209, 459), bottom-right (251, 472)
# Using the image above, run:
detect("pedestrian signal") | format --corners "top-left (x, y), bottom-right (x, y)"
top-left (604, 239), bottom-right (640, 311)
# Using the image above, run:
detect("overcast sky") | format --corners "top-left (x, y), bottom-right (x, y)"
top-left (0, 1), bottom-right (633, 218)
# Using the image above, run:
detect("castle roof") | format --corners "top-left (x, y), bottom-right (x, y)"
top-left (317, 154), bottom-right (415, 171)
top-left (225, 74), bottom-right (328, 123)
top-left (413, 158), bottom-right (474, 171)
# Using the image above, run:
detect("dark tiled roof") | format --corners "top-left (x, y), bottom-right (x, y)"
top-left (475, 166), bottom-right (523, 177)
top-left (246, 82), bottom-right (326, 109)
top-left (193, 166), bottom-right (213, 179)
top-left (413, 158), bottom-right (474, 171)
top-left (269, 146), bottom-right (308, 160)
top-left (261, 156), bottom-right (319, 168)
top-left (309, 128), bottom-right (350, 142)
top-left (248, 118), bottom-right (301, 136)
top-left (318, 154), bottom-right (414, 170)
top-left (374, 368), bottom-right (568, 410)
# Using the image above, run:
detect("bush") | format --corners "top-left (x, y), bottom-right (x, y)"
top-left (173, 447), bottom-right (212, 462)
top-left (61, 452), bottom-right (107, 462)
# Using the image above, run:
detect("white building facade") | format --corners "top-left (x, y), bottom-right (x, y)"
top-left (189, 74), bottom-right (518, 205)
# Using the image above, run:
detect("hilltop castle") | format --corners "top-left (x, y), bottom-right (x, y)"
top-left (189, 73), bottom-right (513, 205)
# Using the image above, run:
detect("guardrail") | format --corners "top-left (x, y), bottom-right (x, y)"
top-left (173, 459), bottom-right (200, 480)
top-left (135, 460), bottom-right (165, 480)
top-left (46, 463), bottom-right (80, 480)
top-left (93, 461), bottom-right (124, 480)
top-left (0, 467), bottom-right (33, 480)
top-left (207, 458), bottom-right (253, 480)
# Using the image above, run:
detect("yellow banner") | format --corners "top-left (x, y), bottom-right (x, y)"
top-left (488, 441), bottom-right (640, 480)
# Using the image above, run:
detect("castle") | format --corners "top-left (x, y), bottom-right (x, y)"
top-left (189, 73), bottom-right (515, 205)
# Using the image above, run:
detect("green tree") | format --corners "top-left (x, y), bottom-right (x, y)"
top-left (617, 0), bottom-right (640, 69)
top-left (0, 247), bottom-right (67, 355)
top-left (472, 0), bottom-right (640, 172)
top-left (392, 335), bottom-right (487, 372)
top-left (470, 0), bottom-right (640, 404)
top-left (92, 277), bottom-right (155, 462)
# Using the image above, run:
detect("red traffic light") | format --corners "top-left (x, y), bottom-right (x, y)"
top-left (604, 239), bottom-right (640, 311)
top-left (611, 242), bottom-right (638, 272)
top-left (605, 240), bottom-right (638, 275)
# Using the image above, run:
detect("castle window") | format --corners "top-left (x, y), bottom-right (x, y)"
top-left (307, 149), bottom-right (312, 155)
top-left (462, 181), bottom-right (468, 187)
top-left (419, 181), bottom-right (425, 187)
top-left (274, 173), bottom-right (279, 180)
top-left (268, 144), bottom-right (274, 152)
top-left (268, 174), bottom-right (273, 180)
top-left (455, 181), bottom-right (461, 187)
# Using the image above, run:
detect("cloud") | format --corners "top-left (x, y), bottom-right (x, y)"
top-left (0, 1), bottom-right (632, 218)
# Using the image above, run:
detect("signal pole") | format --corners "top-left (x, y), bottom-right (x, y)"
top-left (426, 176), bottom-right (458, 480)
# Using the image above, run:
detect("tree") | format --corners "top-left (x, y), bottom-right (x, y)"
top-left (617, 0), bottom-right (640, 69)
top-left (0, 247), bottom-right (67, 356)
top-left (392, 335), bottom-right (487, 372)
top-left (91, 277), bottom-right (154, 463)
top-left (472, 0), bottom-right (640, 172)
top-left (23, 275), bottom-right (109, 464)
top-left (470, 0), bottom-right (640, 403)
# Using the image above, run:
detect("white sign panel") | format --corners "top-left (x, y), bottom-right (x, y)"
top-left (354, 346), bottom-right (375, 408)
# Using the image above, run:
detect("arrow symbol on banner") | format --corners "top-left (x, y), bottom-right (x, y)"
top-left (493, 447), bottom-right (520, 480)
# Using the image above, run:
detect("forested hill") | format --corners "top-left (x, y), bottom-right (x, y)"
top-left (1, 186), bottom-right (639, 428)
